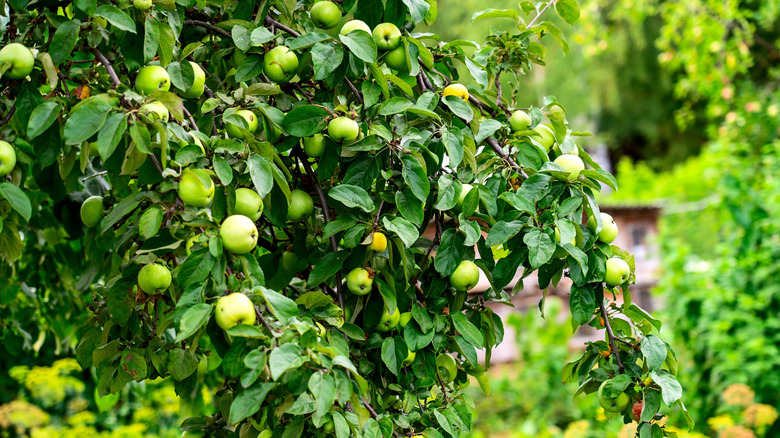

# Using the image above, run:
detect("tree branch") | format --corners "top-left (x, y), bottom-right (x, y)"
top-left (90, 48), bottom-right (120, 89)
top-left (264, 15), bottom-right (300, 37)
top-left (486, 137), bottom-right (526, 177)
top-left (494, 70), bottom-right (510, 114)
top-left (183, 106), bottom-right (198, 131)
top-left (343, 78), bottom-right (364, 106)
top-left (0, 105), bottom-right (15, 127)
top-left (184, 20), bottom-right (231, 38)
top-left (149, 154), bottom-right (164, 176)
top-left (601, 302), bottom-right (625, 373)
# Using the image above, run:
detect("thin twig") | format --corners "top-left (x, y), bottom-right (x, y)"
top-left (90, 48), bottom-right (120, 89)
top-left (264, 16), bottom-right (300, 37)
top-left (527, 0), bottom-right (557, 28)
top-left (0, 105), bottom-right (15, 126)
top-left (494, 71), bottom-right (510, 114)
top-left (149, 154), bottom-right (164, 176)
top-left (601, 302), bottom-right (625, 373)
top-left (417, 72), bottom-right (428, 92)
top-left (373, 200), bottom-right (385, 228)
top-left (343, 78), bottom-right (364, 106)
top-left (184, 20), bottom-right (231, 37)
top-left (255, 307), bottom-right (282, 333)
top-left (183, 107), bottom-right (198, 131)
top-left (486, 137), bottom-right (526, 177)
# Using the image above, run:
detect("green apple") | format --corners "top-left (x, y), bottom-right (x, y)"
top-left (455, 183), bottom-right (473, 210)
top-left (532, 124), bottom-right (556, 151)
top-left (178, 168), bottom-right (214, 207)
top-left (587, 212), bottom-right (618, 244)
top-left (449, 260), bottom-right (479, 291)
top-left (605, 257), bottom-right (630, 287)
top-left (376, 306), bottom-right (400, 332)
top-left (398, 311), bottom-right (412, 328)
top-left (80, 196), bottom-right (104, 228)
top-left (0, 140), bottom-right (17, 176)
top-left (215, 292), bottom-right (257, 330)
top-left (220, 215), bottom-right (258, 254)
top-left (372, 23), bottom-right (402, 50)
top-left (139, 101), bottom-right (169, 122)
top-left (436, 353), bottom-right (458, 383)
top-left (340, 19), bottom-right (371, 35)
top-left (287, 189), bottom-right (314, 221)
top-left (403, 349), bottom-right (416, 366)
top-left (281, 250), bottom-right (307, 273)
top-left (369, 232), bottom-right (387, 252)
top-left (310, 1), bottom-right (341, 29)
top-left (137, 263), bottom-right (172, 294)
top-left (346, 267), bottom-right (372, 295)
top-left (133, 0), bottom-right (152, 10)
top-left (226, 109), bottom-right (259, 138)
top-left (264, 46), bottom-right (299, 83)
top-left (181, 61), bottom-right (206, 98)
top-left (303, 133), bottom-right (325, 158)
top-left (383, 45), bottom-right (407, 71)
top-left (509, 110), bottom-right (532, 131)
top-left (0, 43), bottom-right (35, 79)
top-left (327, 117), bottom-right (359, 143)
top-left (598, 380), bottom-right (630, 413)
top-left (181, 431), bottom-right (203, 438)
top-left (234, 188), bottom-right (263, 221)
top-left (135, 65), bottom-right (170, 95)
top-left (553, 154), bottom-right (584, 180)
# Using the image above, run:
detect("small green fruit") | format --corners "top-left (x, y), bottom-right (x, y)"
top-left (449, 260), bottom-right (479, 291)
top-left (139, 101), bottom-right (169, 122)
top-left (0, 43), bottom-right (35, 79)
top-left (137, 263), bottom-right (172, 294)
top-left (178, 168), bottom-right (215, 207)
top-left (135, 65), bottom-right (170, 95)
top-left (436, 353), bottom-right (458, 383)
top-left (509, 110), bottom-right (532, 131)
top-left (80, 196), bottom-right (104, 228)
top-left (376, 306), bottom-right (400, 332)
top-left (605, 257), bottom-right (630, 287)
top-left (372, 23), bottom-right (402, 50)
top-left (287, 189), bottom-right (314, 222)
top-left (226, 109), bottom-right (259, 138)
top-left (181, 61), bottom-right (206, 98)
top-left (215, 292), bottom-right (257, 330)
top-left (384, 45), bottom-right (407, 71)
top-left (0, 140), bottom-right (18, 176)
top-left (234, 188), bottom-right (263, 222)
top-left (346, 267), bottom-right (372, 295)
top-left (587, 212), bottom-right (618, 244)
top-left (220, 215), bottom-right (259, 254)
top-left (598, 380), bottom-right (630, 413)
top-left (398, 311), bottom-right (412, 328)
top-left (553, 154), bottom-right (585, 180)
top-left (340, 19), bottom-right (371, 35)
top-left (264, 46), bottom-right (299, 83)
top-left (369, 232), bottom-right (387, 252)
top-left (533, 124), bottom-right (556, 150)
top-left (328, 117), bottom-right (360, 143)
top-left (403, 349), bottom-right (416, 366)
top-left (303, 133), bottom-right (325, 158)
top-left (133, 0), bottom-right (152, 10)
top-left (310, 1), bottom-right (341, 29)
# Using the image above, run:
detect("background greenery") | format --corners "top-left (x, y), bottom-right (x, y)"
top-left (3, 0), bottom-right (780, 436)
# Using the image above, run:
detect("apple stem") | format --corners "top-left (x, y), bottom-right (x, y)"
top-left (601, 302), bottom-right (625, 373)
top-left (90, 48), bottom-right (121, 89)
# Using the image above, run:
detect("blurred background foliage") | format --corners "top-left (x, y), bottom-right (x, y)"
top-left (3, 0), bottom-right (780, 436)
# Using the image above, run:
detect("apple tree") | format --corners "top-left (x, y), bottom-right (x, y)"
top-left (0, 0), bottom-right (691, 437)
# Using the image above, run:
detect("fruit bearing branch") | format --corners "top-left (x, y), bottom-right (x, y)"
top-left (601, 302), bottom-right (625, 372)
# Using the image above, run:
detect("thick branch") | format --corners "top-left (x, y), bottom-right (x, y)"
top-left (601, 302), bottom-right (625, 373)
top-left (264, 16), bottom-right (300, 37)
top-left (90, 48), bottom-right (121, 89)
top-left (184, 20), bottom-right (231, 37)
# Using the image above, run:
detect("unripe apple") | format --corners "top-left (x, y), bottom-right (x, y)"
top-left (327, 117), bottom-right (359, 143)
top-left (443, 83), bottom-right (469, 101)
top-left (303, 133), bottom-right (325, 158)
top-left (398, 311), bottom-right (412, 328)
top-left (80, 196), bottom-right (104, 228)
top-left (133, 0), bottom-right (152, 10)
top-left (281, 250), bottom-right (307, 273)
top-left (376, 306), bottom-right (400, 332)
top-left (220, 215), bottom-right (258, 254)
top-left (346, 267), bottom-right (372, 295)
top-left (605, 257), bottom-right (630, 287)
top-left (455, 183), bottom-right (473, 211)
top-left (135, 65), bottom-right (170, 95)
top-left (234, 188), bottom-right (263, 221)
top-left (137, 263), bottom-right (172, 294)
top-left (436, 353), bottom-right (458, 383)
top-left (310, 1), bottom-right (341, 29)
top-left (340, 19), bottom-right (371, 35)
top-left (215, 292), bottom-right (257, 330)
top-left (369, 232), bottom-right (387, 252)
top-left (553, 154), bottom-right (585, 180)
top-left (287, 189), bottom-right (314, 222)
top-left (598, 380), bottom-right (630, 413)
top-left (178, 168), bottom-right (214, 207)
top-left (226, 109), bottom-right (259, 138)
top-left (139, 101), bottom-right (169, 122)
top-left (264, 46), bottom-right (299, 83)
top-left (402, 349), bottom-right (416, 366)
top-left (587, 212), bottom-right (618, 244)
top-left (0, 140), bottom-right (17, 176)
top-left (509, 110), bottom-right (532, 131)
top-left (0, 43), bottom-right (35, 79)
top-left (383, 45), bottom-right (407, 71)
top-left (449, 260), bottom-right (479, 291)
top-left (372, 23), bottom-right (402, 50)
top-left (533, 124), bottom-right (556, 150)
top-left (181, 61), bottom-right (206, 99)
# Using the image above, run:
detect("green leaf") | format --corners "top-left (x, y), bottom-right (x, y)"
top-left (434, 228), bottom-right (467, 276)
top-left (97, 113), bottom-right (126, 161)
top-left (235, 55), bottom-right (264, 82)
top-left (338, 30), bottom-right (377, 64)
top-left (248, 154), bottom-right (274, 198)
top-left (281, 105), bottom-right (331, 137)
top-left (451, 313), bottom-right (484, 348)
top-left (485, 220), bottom-right (524, 247)
top-left (229, 383), bottom-right (276, 425)
top-left (641, 335), bottom-right (668, 372)
top-left (168, 348), bottom-right (198, 381)
top-left (311, 43), bottom-right (344, 81)
top-left (395, 189), bottom-right (424, 227)
top-left (382, 216), bottom-right (419, 248)
top-left (381, 337), bottom-right (407, 376)
top-left (581, 169), bottom-right (618, 191)
top-left (441, 126), bottom-right (463, 169)
top-left (0, 183), bottom-right (32, 222)
top-left (231, 26), bottom-right (251, 51)
top-left (402, 0), bottom-right (431, 24)
top-left (523, 228), bottom-right (554, 268)
top-left (213, 156), bottom-right (233, 186)
top-left (378, 97), bottom-right (413, 116)
top-left (442, 95), bottom-right (473, 122)
top-left (569, 284), bottom-right (595, 325)
top-left (309, 372), bottom-right (337, 420)
top-left (475, 119), bottom-right (503, 144)
top-left (120, 348), bottom-right (147, 382)
top-left (269, 343), bottom-right (306, 380)
top-left (435, 174), bottom-right (458, 210)
top-left (175, 303), bottom-right (212, 343)
top-left (100, 193), bottom-right (141, 234)
top-left (143, 17), bottom-right (159, 63)
top-left (138, 206), bottom-right (163, 239)
top-left (555, 0), bottom-right (581, 25)
top-left (471, 8), bottom-right (520, 21)
top-left (642, 388), bottom-right (661, 422)
top-left (256, 286), bottom-right (299, 324)
top-left (650, 371), bottom-right (683, 406)
top-left (308, 251), bottom-right (349, 286)
top-left (95, 5), bottom-right (136, 33)
top-left (49, 19), bottom-right (80, 65)
top-left (27, 101), bottom-right (61, 139)
top-left (64, 95), bottom-right (115, 145)
top-left (288, 32), bottom-right (332, 50)
top-left (401, 155), bottom-right (430, 202)
top-left (329, 184), bottom-right (375, 213)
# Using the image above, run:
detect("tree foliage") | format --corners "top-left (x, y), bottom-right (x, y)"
top-left (0, 0), bottom-right (688, 436)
